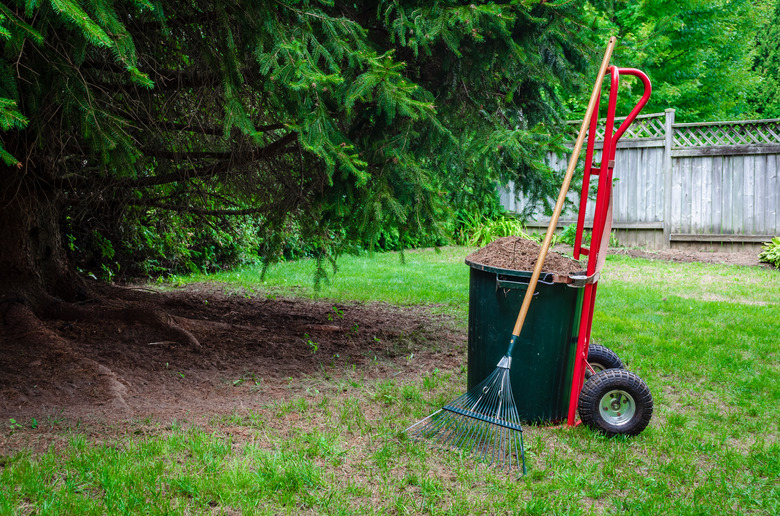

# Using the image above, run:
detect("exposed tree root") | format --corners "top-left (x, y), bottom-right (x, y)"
top-left (0, 287), bottom-right (202, 415)
top-left (42, 296), bottom-right (202, 349)
top-left (0, 299), bottom-right (131, 412)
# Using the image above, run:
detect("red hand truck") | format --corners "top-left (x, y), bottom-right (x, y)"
top-left (566, 66), bottom-right (655, 435)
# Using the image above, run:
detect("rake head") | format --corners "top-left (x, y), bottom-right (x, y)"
top-left (406, 357), bottom-right (526, 475)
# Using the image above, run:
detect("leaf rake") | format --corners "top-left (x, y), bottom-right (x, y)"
top-left (406, 355), bottom-right (526, 474)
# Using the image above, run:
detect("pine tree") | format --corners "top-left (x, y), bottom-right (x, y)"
top-left (0, 0), bottom-right (597, 348)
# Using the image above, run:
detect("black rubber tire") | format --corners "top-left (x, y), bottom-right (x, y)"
top-left (578, 369), bottom-right (653, 436)
top-left (585, 344), bottom-right (624, 381)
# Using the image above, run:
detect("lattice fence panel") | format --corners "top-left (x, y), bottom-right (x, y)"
top-left (593, 114), bottom-right (666, 140)
top-left (564, 113), bottom-right (666, 141)
top-left (674, 120), bottom-right (780, 147)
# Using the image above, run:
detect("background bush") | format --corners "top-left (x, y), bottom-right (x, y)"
top-left (759, 237), bottom-right (780, 268)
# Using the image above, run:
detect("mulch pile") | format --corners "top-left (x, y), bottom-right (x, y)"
top-left (466, 236), bottom-right (584, 278)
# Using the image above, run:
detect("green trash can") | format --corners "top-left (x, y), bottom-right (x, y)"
top-left (465, 258), bottom-right (584, 424)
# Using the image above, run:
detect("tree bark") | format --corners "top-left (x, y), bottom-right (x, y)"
top-left (0, 165), bottom-right (76, 304)
top-left (0, 164), bottom-right (201, 350)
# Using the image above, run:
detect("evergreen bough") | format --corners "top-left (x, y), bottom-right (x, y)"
top-left (1, 0), bottom-right (601, 277)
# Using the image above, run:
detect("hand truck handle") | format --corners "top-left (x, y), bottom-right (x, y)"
top-left (613, 68), bottom-right (652, 143)
top-left (572, 67), bottom-right (652, 261)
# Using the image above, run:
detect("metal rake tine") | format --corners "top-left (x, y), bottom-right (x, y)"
top-left (519, 429), bottom-right (527, 475)
top-left (480, 423), bottom-right (493, 465)
top-left (455, 416), bottom-right (481, 451)
top-left (449, 415), bottom-right (470, 449)
top-left (493, 427), bottom-right (502, 469)
top-left (489, 424), bottom-right (501, 466)
top-left (495, 427), bottom-right (503, 469)
top-left (436, 413), bottom-right (458, 447)
top-left (495, 427), bottom-right (507, 468)
top-left (432, 410), bottom-right (463, 440)
top-left (444, 415), bottom-right (467, 446)
top-left (512, 434), bottom-right (522, 473)
top-left (405, 408), bottom-right (441, 435)
top-left (446, 414), bottom-right (472, 448)
top-left (465, 416), bottom-right (489, 455)
top-left (479, 420), bottom-right (496, 465)
top-left (505, 429), bottom-right (514, 471)
top-left (478, 421), bottom-right (494, 462)
top-left (424, 410), bottom-right (451, 437)
top-left (465, 385), bottom-right (488, 413)
top-left (483, 378), bottom-right (505, 454)
top-left (502, 429), bottom-right (510, 469)
top-left (430, 417), bottom-right (456, 442)
top-left (465, 417), bottom-right (489, 456)
top-left (473, 414), bottom-right (494, 458)
top-left (469, 421), bottom-right (485, 462)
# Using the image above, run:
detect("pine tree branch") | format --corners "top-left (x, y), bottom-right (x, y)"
top-left (119, 131), bottom-right (298, 189)
top-left (136, 120), bottom-right (285, 137)
top-left (124, 201), bottom-right (268, 216)
top-left (56, 132), bottom-right (297, 192)
top-left (142, 144), bottom-right (292, 161)
top-left (83, 63), bottom-right (257, 92)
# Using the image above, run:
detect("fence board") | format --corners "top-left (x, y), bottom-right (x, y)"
top-left (745, 155), bottom-right (752, 234)
top-left (755, 155), bottom-right (765, 235)
top-left (724, 157), bottom-right (733, 235)
top-left (712, 156), bottom-right (722, 234)
top-left (766, 155), bottom-right (780, 234)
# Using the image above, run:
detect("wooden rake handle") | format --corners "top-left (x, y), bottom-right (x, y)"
top-left (510, 37), bottom-right (617, 340)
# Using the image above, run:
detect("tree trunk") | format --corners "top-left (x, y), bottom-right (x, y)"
top-left (0, 165), bottom-right (77, 304)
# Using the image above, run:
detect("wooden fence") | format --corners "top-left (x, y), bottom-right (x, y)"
top-left (501, 110), bottom-right (780, 250)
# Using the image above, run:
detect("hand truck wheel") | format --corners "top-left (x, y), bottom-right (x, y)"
top-left (585, 343), bottom-right (624, 381)
top-left (578, 368), bottom-right (653, 436)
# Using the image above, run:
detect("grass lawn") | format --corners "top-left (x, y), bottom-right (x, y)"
top-left (1, 248), bottom-right (778, 515)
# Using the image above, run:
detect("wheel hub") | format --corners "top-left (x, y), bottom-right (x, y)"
top-left (599, 389), bottom-right (636, 425)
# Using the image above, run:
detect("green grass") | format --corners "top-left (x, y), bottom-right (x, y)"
top-left (2, 249), bottom-right (779, 515)
top-left (173, 247), bottom-right (473, 313)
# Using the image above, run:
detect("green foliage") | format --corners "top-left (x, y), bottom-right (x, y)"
top-left (1, 0), bottom-right (606, 282)
top-left (758, 237), bottom-right (780, 268)
top-left (557, 223), bottom-right (585, 246)
top-left (587, 0), bottom-right (766, 122)
top-left (554, 223), bottom-right (619, 248)
top-left (67, 204), bottom-right (267, 279)
top-left (749, 0), bottom-right (780, 118)
top-left (455, 210), bottom-right (530, 247)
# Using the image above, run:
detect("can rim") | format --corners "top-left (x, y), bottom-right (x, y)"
top-left (465, 258), bottom-right (564, 284)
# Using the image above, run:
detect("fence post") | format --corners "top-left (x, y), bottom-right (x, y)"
top-left (663, 108), bottom-right (675, 248)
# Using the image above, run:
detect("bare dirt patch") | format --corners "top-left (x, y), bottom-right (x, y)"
top-left (609, 247), bottom-right (765, 267)
top-left (0, 284), bottom-right (464, 426)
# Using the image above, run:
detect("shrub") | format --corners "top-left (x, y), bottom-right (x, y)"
top-left (558, 223), bottom-right (587, 246)
top-left (454, 209), bottom-right (531, 247)
top-left (758, 237), bottom-right (780, 268)
top-left (554, 223), bottom-right (619, 248)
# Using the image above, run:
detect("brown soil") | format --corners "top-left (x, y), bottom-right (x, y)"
top-left (609, 247), bottom-right (767, 267)
top-left (0, 284), bottom-right (464, 425)
top-left (466, 236), bottom-right (584, 278)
